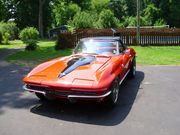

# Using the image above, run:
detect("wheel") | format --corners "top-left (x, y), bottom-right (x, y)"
top-left (129, 58), bottom-right (136, 78)
top-left (103, 77), bottom-right (120, 107)
top-left (35, 93), bottom-right (46, 100)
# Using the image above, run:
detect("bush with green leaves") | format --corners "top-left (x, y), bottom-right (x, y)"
top-left (19, 27), bottom-right (39, 43)
top-left (3, 32), bottom-right (10, 44)
top-left (25, 40), bottom-right (38, 51)
top-left (55, 34), bottom-right (64, 50)
top-left (0, 21), bottom-right (19, 40)
top-left (154, 18), bottom-right (167, 26)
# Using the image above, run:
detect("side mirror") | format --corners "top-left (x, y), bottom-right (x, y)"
top-left (125, 49), bottom-right (130, 54)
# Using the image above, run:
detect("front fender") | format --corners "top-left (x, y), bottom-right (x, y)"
top-left (94, 57), bottom-right (123, 89)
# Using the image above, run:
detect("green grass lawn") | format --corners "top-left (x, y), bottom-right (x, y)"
top-left (0, 40), bottom-right (25, 49)
top-left (3, 40), bottom-right (180, 66)
top-left (131, 46), bottom-right (180, 65)
top-left (4, 40), bottom-right (73, 66)
top-left (0, 39), bottom-right (56, 49)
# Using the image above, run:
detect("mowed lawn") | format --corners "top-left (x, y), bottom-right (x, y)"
top-left (0, 40), bottom-right (25, 49)
top-left (131, 46), bottom-right (180, 65)
top-left (5, 40), bottom-right (73, 61)
top-left (2, 40), bottom-right (180, 65)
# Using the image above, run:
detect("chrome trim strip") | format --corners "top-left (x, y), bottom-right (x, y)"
top-left (119, 69), bottom-right (130, 85)
top-left (68, 91), bottom-right (111, 99)
top-left (23, 85), bottom-right (46, 95)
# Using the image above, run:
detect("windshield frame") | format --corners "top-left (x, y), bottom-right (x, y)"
top-left (73, 40), bottom-right (120, 56)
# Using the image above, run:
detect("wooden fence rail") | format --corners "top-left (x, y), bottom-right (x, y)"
top-left (59, 28), bottom-right (180, 48)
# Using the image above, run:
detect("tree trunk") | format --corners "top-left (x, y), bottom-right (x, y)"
top-left (39, 0), bottom-right (45, 38)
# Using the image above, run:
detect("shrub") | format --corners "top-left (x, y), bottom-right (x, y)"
top-left (25, 40), bottom-right (38, 51)
top-left (154, 18), bottom-right (167, 26)
top-left (3, 32), bottom-right (10, 44)
top-left (0, 32), bottom-right (2, 44)
top-left (55, 33), bottom-right (75, 50)
top-left (19, 27), bottom-right (39, 43)
top-left (0, 21), bottom-right (19, 40)
top-left (55, 34), bottom-right (64, 50)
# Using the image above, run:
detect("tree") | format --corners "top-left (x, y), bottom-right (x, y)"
top-left (68, 11), bottom-right (96, 29)
top-left (71, 0), bottom-right (91, 10)
top-left (39, 0), bottom-right (46, 38)
top-left (96, 9), bottom-right (122, 28)
top-left (38, 0), bottom-right (52, 38)
top-left (168, 1), bottom-right (180, 27)
top-left (8, 0), bottom-right (52, 37)
top-left (51, 1), bottom-right (81, 26)
top-left (109, 0), bottom-right (127, 20)
top-left (92, 0), bottom-right (110, 14)
top-left (125, 0), bottom-right (137, 16)
top-left (143, 4), bottom-right (160, 25)
top-left (127, 16), bottom-right (148, 27)
top-left (0, 0), bottom-right (9, 21)
top-left (12, 0), bottom-right (39, 30)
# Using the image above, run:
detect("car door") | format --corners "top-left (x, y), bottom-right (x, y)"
top-left (119, 41), bottom-right (130, 77)
top-left (123, 49), bottom-right (131, 73)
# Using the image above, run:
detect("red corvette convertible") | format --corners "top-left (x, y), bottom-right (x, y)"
top-left (23, 37), bottom-right (136, 106)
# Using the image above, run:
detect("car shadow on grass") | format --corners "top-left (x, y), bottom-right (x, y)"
top-left (30, 71), bottom-right (144, 126)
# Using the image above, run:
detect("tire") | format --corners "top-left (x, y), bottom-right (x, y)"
top-left (129, 58), bottom-right (136, 78)
top-left (35, 93), bottom-right (46, 100)
top-left (103, 77), bottom-right (120, 107)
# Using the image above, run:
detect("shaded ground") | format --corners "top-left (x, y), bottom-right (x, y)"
top-left (0, 49), bottom-right (180, 135)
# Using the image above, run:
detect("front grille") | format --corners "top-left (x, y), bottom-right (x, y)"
top-left (26, 85), bottom-right (45, 91)
top-left (54, 90), bottom-right (98, 96)
top-left (27, 84), bottom-right (98, 96)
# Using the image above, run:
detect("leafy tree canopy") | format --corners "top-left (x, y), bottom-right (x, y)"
top-left (0, 0), bottom-right (180, 37)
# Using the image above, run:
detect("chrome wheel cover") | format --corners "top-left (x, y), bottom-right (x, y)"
top-left (133, 64), bottom-right (136, 76)
top-left (112, 80), bottom-right (119, 103)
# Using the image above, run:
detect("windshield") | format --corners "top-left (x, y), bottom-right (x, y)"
top-left (74, 40), bottom-right (118, 56)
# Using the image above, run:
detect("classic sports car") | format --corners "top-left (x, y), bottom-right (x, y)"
top-left (23, 36), bottom-right (136, 106)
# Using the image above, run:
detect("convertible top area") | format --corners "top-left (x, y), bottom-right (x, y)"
top-left (80, 36), bottom-right (121, 42)
top-left (79, 36), bottom-right (127, 50)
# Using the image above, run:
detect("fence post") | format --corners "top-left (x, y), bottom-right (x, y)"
top-left (126, 34), bottom-right (129, 45)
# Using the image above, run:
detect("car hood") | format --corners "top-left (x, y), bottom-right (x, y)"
top-left (25, 55), bottom-right (111, 87)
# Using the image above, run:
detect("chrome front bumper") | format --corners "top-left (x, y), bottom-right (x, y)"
top-left (67, 91), bottom-right (111, 99)
top-left (23, 85), bottom-right (46, 95)
top-left (23, 84), bottom-right (111, 99)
